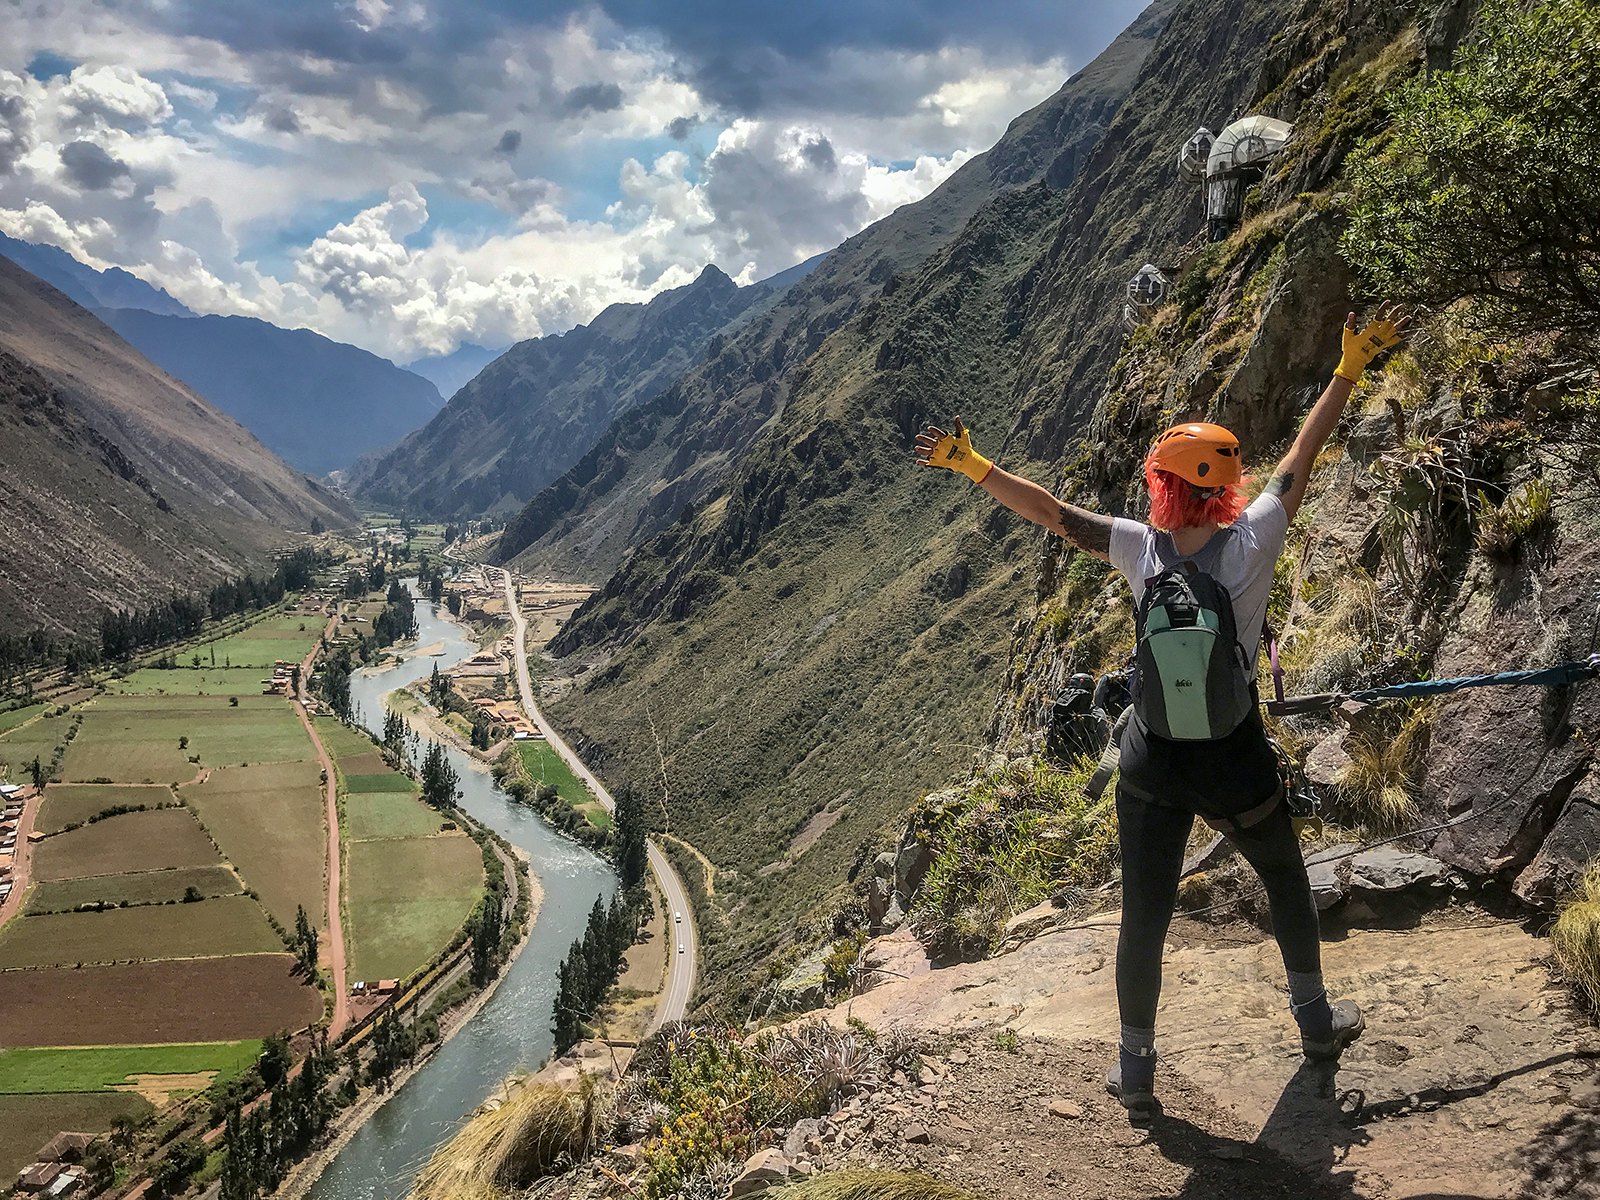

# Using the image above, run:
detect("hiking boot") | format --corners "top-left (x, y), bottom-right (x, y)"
top-left (1295, 996), bottom-right (1365, 1062)
top-left (1105, 1048), bottom-right (1160, 1123)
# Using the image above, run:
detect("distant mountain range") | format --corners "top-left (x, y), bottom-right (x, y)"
top-left (0, 232), bottom-right (443, 476)
top-left (404, 343), bottom-right (508, 401)
top-left (0, 256), bottom-right (354, 637)
top-left (346, 260), bottom-right (821, 519)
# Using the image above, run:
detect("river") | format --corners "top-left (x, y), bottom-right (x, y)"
top-left (307, 584), bottom-right (615, 1200)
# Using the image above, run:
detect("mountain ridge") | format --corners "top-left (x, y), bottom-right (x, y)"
top-left (0, 256), bottom-right (353, 638)
top-left (347, 263), bottom-right (785, 521)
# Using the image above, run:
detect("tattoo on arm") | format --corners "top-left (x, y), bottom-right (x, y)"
top-left (1056, 504), bottom-right (1113, 555)
top-left (1265, 471), bottom-right (1295, 499)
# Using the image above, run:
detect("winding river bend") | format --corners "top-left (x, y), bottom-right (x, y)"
top-left (308, 585), bottom-right (615, 1200)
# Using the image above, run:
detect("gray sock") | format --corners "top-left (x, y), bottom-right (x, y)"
top-left (1120, 1024), bottom-right (1156, 1057)
top-left (1287, 969), bottom-right (1326, 1010)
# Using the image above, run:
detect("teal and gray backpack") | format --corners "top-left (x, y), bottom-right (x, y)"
top-left (1131, 531), bottom-right (1254, 741)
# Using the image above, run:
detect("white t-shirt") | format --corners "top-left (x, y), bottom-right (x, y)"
top-left (1109, 494), bottom-right (1290, 671)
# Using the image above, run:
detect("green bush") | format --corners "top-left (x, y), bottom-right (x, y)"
top-left (1342, 0), bottom-right (1600, 345)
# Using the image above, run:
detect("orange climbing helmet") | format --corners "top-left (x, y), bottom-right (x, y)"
top-left (1147, 422), bottom-right (1242, 487)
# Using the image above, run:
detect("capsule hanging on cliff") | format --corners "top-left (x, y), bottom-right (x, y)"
top-left (1127, 263), bottom-right (1170, 309)
top-left (1202, 115), bottom-right (1294, 241)
top-left (1178, 127), bottom-right (1214, 180)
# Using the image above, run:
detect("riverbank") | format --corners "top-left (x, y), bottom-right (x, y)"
top-left (274, 848), bottom-right (543, 1200)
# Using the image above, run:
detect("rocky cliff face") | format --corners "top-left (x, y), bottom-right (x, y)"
top-left (494, 1), bottom-right (1174, 582)
top-left (350, 265), bottom-right (776, 523)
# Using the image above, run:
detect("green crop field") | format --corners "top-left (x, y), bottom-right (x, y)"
top-left (105, 667), bottom-right (273, 697)
top-left (315, 717), bottom-right (381, 760)
top-left (342, 773), bottom-right (415, 793)
top-left (344, 792), bottom-right (442, 840)
top-left (182, 762), bottom-right (325, 928)
top-left (33, 808), bottom-right (222, 881)
top-left (0, 895), bottom-right (281, 968)
top-left (61, 695), bottom-right (313, 783)
top-left (36, 785), bottom-right (161, 834)
top-left (0, 713), bottom-right (70, 778)
top-left (0, 1040), bottom-right (262, 1095)
top-left (346, 834), bottom-right (482, 980)
top-left (0, 704), bottom-right (45, 735)
top-left (28, 866), bottom-right (241, 913)
top-left (190, 613), bottom-right (323, 669)
top-left (0, 1093), bottom-right (153, 1177)
top-left (516, 742), bottom-right (589, 804)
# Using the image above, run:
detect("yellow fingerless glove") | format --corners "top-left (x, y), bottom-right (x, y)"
top-left (925, 424), bottom-right (994, 483)
top-left (1335, 315), bottom-right (1405, 383)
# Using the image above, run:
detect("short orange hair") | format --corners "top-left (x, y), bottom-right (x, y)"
top-left (1145, 463), bottom-right (1249, 532)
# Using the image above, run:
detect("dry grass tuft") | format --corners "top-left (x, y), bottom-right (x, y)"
top-left (411, 1081), bottom-right (602, 1200)
top-left (1552, 864), bottom-right (1600, 1010)
top-left (1336, 703), bottom-right (1431, 832)
top-left (773, 1170), bottom-right (982, 1200)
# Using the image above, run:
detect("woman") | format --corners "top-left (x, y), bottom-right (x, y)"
top-left (915, 305), bottom-right (1407, 1121)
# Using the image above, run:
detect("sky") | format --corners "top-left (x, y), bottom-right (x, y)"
top-left (0, 1), bottom-right (1148, 363)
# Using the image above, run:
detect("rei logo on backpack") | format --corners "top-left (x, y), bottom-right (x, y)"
top-left (1131, 532), bottom-right (1253, 741)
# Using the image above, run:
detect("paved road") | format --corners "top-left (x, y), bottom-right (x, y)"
top-left (498, 569), bottom-right (698, 1029)
top-left (297, 612), bottom-right (351, 1038)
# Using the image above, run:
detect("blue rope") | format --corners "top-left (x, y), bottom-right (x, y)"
top-left (1344, 658), bottom-right (1598, 703)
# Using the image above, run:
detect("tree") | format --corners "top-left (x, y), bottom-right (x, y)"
top-left (613, 785), bottom-right (649, 892)
top-left (293, 904), bottom-right (319, 975)
top-left (447, 591), bottom-right (463, 617)
top-left (420, 740), bottom-right (460, 809)
top-left (183, 885), bottom-right (203, 903)
top-left (1343, 0), bottom-right (1600, 345)
top-left (29, 756), bottom-right (44, 790)
top-left (259, 1032), bottom-right (292, 1087)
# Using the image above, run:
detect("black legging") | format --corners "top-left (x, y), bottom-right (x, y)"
top-left (1114, 787), bottom-right (1323, 1031)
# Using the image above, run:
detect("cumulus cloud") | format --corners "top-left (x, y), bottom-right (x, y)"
top-left (0, 73), bottom-right (36, 174)
top-left (563, 81), bottom-right (625, 115)
top-left (58, 65), bottom-right (173, 129)
top-left (0, 0), bottom-right (1126, 359)
top-left (59, 139), bottom-right (130, 190)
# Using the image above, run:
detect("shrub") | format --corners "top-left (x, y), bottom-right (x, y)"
top-left (1552, 864), bottom-right (1600, 1010)
top-left (1342, 0), bottom-right (1600, 346)
top-left (1474, 479), bottom-right (1556, 563)
top-left (914, 756), bottom-right (1117, 959)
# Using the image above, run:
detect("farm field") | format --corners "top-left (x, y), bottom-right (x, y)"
top-left (33, 808), bottom-right (222, 881)
top-left (181, 761), bottom-right (325, 927)
top-left (28, 866), bottom-right (241, 913)
top-left (0, 955), bottom-right (321, 1046)
top-left (35, 784), bottom-right (161, 834)
top-left (0, 1093), bottom-right (152, 1177)
top-left (338, 751), bottom-right (391, 775)
top-left (343, 772), bottom-right (415, 793)
top-left (314, 716), bottom-right (381, 760)
top-left (0, 703), bottom-right (45, 735)
top-left (516, 740), bottom-right (608, 829)
top-left (0, 1040), bottom-right (262, 1095)
top-left (345, 834), bottom-right (482, 981)
top-left (105, 667), bottom-right (271, 697)
top-left (0, 894), bottom-right (281, 967)
top-left (344, 792), bottom-right (442, 841)
top-left (191, 612), bottom-right (323, 669)
top-left (60, 695), bottom-right (312, 783)
top-left (0, 712), bottom-right (70, 777)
